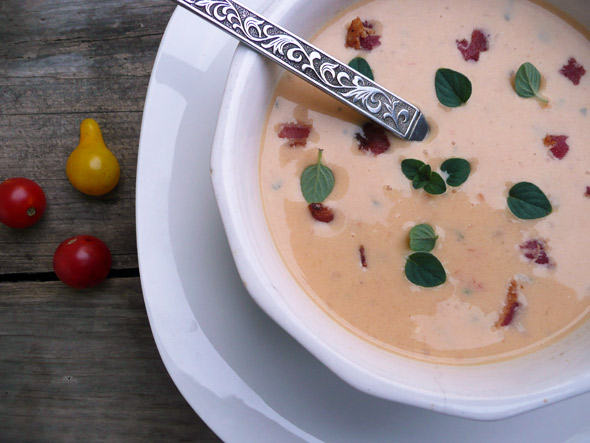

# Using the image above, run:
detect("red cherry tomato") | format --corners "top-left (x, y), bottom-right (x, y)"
top-left (0, 177), bottom-right (47, 228)
top-left (53, 235), bottom-right (112, 289)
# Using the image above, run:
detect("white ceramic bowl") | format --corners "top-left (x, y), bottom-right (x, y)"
top-left (211, 0), bottom-right (590, 420)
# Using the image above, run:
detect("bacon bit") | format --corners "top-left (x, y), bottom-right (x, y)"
top-left (543, 134), bottom-right (569, 160)
top-left (355, 122), bottom-right (390, 155)
top-left (585, 186), bottom-right (590, 197)
top-left (560, 57), bottom-right (586, 85)
top-left (496, 279), bottom-right (521, 327)
top-left (278, 122), bottom-right (312, 147)
top-left (359, 245), bottom-right (367, 268)
top-left (360, 34), bottom-right (381, 51)
top-left (346, 18), bottom-right (365, 49)
top-left (456, 29), bottom-right (489, 62)
top-left (520, 239), bottom-right (552, 266)
top-left (308, 203), bottom-right (334, 223)
top-left (345, 17), bottom-right (381, 51)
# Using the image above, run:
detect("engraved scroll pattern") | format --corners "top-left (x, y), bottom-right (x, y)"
top-left (181, 0), bottom-right (417, 137)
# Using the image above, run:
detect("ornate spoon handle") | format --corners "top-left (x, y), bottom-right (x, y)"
top-left (173, 0), bottom-right (429, 141)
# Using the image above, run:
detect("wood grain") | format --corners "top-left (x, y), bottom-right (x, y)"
top-left (0, 0), bottom-right (173, 273)
top-left (0, 279), bottom-right (218, 442)
top-left (0, 0), bottom-right (220, 440)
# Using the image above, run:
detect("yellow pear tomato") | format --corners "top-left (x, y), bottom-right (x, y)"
top-left (66, 118), bottom-right (120, 196)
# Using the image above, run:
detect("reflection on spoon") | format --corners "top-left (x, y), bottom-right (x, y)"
top-left (173, 0), bottom-right (429, 141)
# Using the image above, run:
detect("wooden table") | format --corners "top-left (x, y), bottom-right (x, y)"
top-left (1, 1), bottom-right (219, 440)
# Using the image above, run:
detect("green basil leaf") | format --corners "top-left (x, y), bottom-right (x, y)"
top-left (409, 224), bottom-right (438, 252)
top-left (348, 57), bottom-right (374, 80)
top-left (424, 171), bottom-right (447, 195)
top-left (401, 159), bottom-right (425, 180)
top-left (413, 164), bottom-right (432, 189)
top-left (440, 158), bottom-right (471, 186)
top-left (300, 150), bottom-right (335, 203)
top-left (514, 62), bottom-right (548, 103)
top-left (507, 182), bottom-right (552, 219)
top-left (418, 164), bottom-right (432, 180)
top-left (412, 175), bottom-right (428, 189)
top-left (435, 68), bottom-right (472, 107)
top-left (405, 252), bottom-right (446, 287)
top-left (514, 62), bottom-right (539, 96)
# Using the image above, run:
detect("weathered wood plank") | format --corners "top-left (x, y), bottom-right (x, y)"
top-left (0, 112), bottom-right (141, 274)
top-left (0, 279), bottom-right (219, 442)
top-left (0, 0), bottom-right (175, 273)
top-left (1, 0), bottom-right (172, 115)
top-left (0, 0), bottom-right (174, 44)
top-left (1, 0), bottom-right (221, 440)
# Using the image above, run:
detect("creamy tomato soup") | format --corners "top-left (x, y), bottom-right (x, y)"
top-left (259, 0), bottom-right (590, 363)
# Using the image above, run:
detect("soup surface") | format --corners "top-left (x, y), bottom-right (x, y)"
top-left (259, 0), bottom-right (590, 363)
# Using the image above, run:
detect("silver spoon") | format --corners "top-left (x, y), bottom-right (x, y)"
top-left (173, 0), bottom-right (429, 142)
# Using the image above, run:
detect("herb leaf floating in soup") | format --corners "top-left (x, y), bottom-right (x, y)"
top-left (412, 164), bottom-right (432, 189)
top-left (300, 149), bottom-right (335, 204)
top-left (401, 159), bottom-right (447, 195)
top-left (405, 252), bottom-right (446, 287)
top-left (424, 172), bottom-right (447, 195)
top-left (507, 182), bottom-right (552, 219)
top-left (435, 68), bottom-right (472, 107)
top-left (514, 62), bottom-right (548, 103)
top-left (441, 158), bottom-right (471, 186)
top-left (348, 57), bottom-right (374, 80)
top-left (409, 224), bottom-right (438, 252)
top-left (401, 159), bottom-right (425, 180)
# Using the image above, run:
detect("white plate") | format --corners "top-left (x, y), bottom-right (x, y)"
top-left (136, 3), bottom-right (590, 442)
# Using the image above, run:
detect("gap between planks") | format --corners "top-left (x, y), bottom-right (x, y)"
top-left (0, 268), bottom-right (140, 283)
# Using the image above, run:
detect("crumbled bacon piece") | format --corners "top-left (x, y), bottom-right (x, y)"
top-left (585, 186), bottom-right (590, 197)
top-left (543, 134), bottom-right (569, 160)
top-left (360, 32), bottom-right (381, 51)
top-left (359, 245), bottom-right (367, 268)
top-left (345, 17), bottom-right (381, 51)
top-left (560, 57), bottom-right (586, 85)
top-left (520, 239), bottom-right (552, 266)
top-left (308, 203), bottom-right (334, 223)
top-left (355, 122), bottom-right (390, 155)
top-left (496, 279), bottom-right (521, 327)
top-left (278, 122), bottom-right (312, 147)
top-left (346, 18), bottom-right (365, 49)
top-left (456, 29), bottom-right (489, 62)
